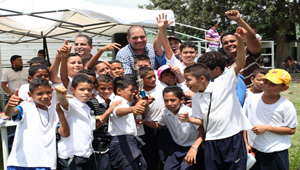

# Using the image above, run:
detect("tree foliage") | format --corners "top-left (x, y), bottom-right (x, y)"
top-left (139, 0), bottom-right (300, 68)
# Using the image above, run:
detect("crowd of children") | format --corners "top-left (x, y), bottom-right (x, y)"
top-left (3, 11), bottom-right (298, 170)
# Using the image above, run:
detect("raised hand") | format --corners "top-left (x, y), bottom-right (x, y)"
top-left (7, 89), bottom-right (23, 107)
top-left (179, 112), bottom-right (190, 122)
top-left (225, 10), bottom-right (241, 21)
top-left (235, 27), bottom-right (247, 41)
top-left (156, 13), bottom-right (174, 30)
top-left (59, 40), bottom-right (73, 58)
top-left (101, 43), bottom-right (121, 51)
top-left (169, 64), bottom-right (181, 75)
top-left (55, 85), bottom-right (73, 100)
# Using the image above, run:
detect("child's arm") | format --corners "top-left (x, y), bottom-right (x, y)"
top-left (85, 43), bottom-right (121, 70)
top-left (179, 112), bottom-right (203, 126)
top-left (56, 102), bottom-right (70, 137)
top-left (49, 49), bottom-right (62, 84)
top-left (233, 27), bottom-right (247, 75)
top-left (153, 31), bottom-right (164, 57)
top-left (60, 40), bottom-right (73, 88)
top-left (252, 125), bottom-right (295, 135)
top-left (4, 89), bottom-right (23, 117)
top-left (156, 13), bottom-right (174, 60)
top-left (55, 85), bottom-right (72, 110)
top-left (116, 100), bottom-right (145, 117)
top-left (137, 119), bottom-right (163, 130)
top-left (184, 126), bottom-right (204, 166)
top-left (94, 100), bottom-right (122, 130)
top-left (243, 131), bottom-right (252, 153)
top-left (169, 64), bottom-right (185, 84)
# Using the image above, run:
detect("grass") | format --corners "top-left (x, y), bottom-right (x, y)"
top-left (281, 82), bottom-right (300, 170)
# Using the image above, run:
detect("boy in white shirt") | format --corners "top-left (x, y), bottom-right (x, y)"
top-left (179, 27), bottom-right (253, 170)
top-left (244, 69), bottom-right (297, 170)
top-left (139, 85), bottom-right (204, 170)
top-left (5, 78), bottom-right (69, 170)
top-left (246, 68), bottom-right (268, 98)
top-left (108, 75), bottom-right (147, 170)
top-left (56, 74), bottom-right (119, 170)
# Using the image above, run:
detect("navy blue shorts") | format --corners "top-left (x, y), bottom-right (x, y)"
top-left (7, 167), bottom-right (50, 170)
top-left (93, 152), bottom-right (112, 170)
top-left (58, 154), bottom-right (95, 170)
top-left (250, 148), bottom-right (289, 170)
top-left (156, 126), bottom-right (173, 165)
top-left (204, 132), bottom-right (247, 170)
top-left (164, 142), bottom-right (204, 170)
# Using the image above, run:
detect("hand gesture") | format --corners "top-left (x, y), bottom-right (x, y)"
top-left (108, 100), bottom-right (122, 112)
top-left (59, 40), bottom-right (73, 58)
top-left (225, 10), bottom-right (241, 21)
top-left (184, 147), bottom-right (197, 166)
top-left (235, 27), bottom-right (247, 41)
top-left (179, 112), bottom-right (190, 122)
top-left (101, 43), bottom-right (121, 51)
top-left (7, 89), bottom-right (23, 107)
top-left (156, 13), bottom-right (174, 30)
top-left (252, 125), bottom-right (269, 135)
top-left (132, 100), bottom-right (145, 115)
top-left (184, 90), bottom-right (194, 99)
top-left (55, 85), bottom-right (73, 99)
top-left (169, 64), bottom-right (181, 75)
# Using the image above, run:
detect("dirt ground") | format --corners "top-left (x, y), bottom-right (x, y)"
top-left (291, 73), bottom-right (300, 83)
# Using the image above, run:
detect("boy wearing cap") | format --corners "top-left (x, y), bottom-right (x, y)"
top-left (244, 69), bottom-right (298, 170)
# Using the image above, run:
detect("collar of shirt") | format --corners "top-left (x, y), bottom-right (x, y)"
top-left (72, 97), bottom-right (89, 111)
top-left (128, 44), bottom-right (149, 56)
top-left (114, 95), bottom-right (130, 106)
top-left (96, 94), bottom-right (106, 106)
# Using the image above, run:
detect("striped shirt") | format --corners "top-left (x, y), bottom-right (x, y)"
top-left (228, 48), bottom-right (261, 87)
top-left (206, 27), bottom-right (220, 47)
top-left (116, 43), bottom-right (158, 75)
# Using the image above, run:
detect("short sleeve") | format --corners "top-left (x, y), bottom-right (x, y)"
top-left (1, 70), bottom-right (8, 82)
top-left (12, 105), bottom-right (24, 122)
top-left (192, 94), bottom-right (204, 119)
top-left (157, 113), bottom-right (166, 126)
top-left (167, 53), bottom-right (182, 69)
top-left (283, 101), bottom-right (298, 128)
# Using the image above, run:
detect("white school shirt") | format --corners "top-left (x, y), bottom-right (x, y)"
top-left (18, 82), bottom-right (60, 110)
top-left (192, 68), bottom-right (252, 141)
top-left (7, 102), bottom-right (58, 169)
top-left (158, 104), bottom-right (199, 147)
top-left (96, 93), bottom-right (115, 108)
top-left (108, 95), bottom-right (137, 136)
top-left (58, 97), bottom-right (95, 159)
top-left (145, 85), bottom-right (165, 121)
top-left (244, 93), bottom-right (298, 153)
top-left (166, 53), bottom-right (186, 74)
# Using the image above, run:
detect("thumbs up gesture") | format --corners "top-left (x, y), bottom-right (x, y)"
top-left (169, 64), bottom-right (181, 75)
top-left (7, 89), bottom-right (24, 107)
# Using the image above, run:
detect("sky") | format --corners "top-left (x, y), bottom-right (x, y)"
top-left (86, 0), bottom-right (150, 9)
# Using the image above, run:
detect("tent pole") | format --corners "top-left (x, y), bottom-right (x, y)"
top-left (0, 44), bottom-right (5, 112)
top-left (42, 33), bottom-right (51, 66)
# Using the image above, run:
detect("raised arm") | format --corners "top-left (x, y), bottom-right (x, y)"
top-left (59, 40), bottom-right (73, 88)
top-left (56, 102), bottom-right (70, 137)
top-left (55, 85), bottom-right (72, 111)
top-left (153, 31), bottom-right (164, 57)
top-left (225, 10), bottom-right (260, 54)
top-left (233, 27), bottom-right (247, 75)
top-left (179, 112), bottom-right (203, 126)
top-left (49, 49), bottom-right (62, 84)
top-left (157, 13), bottom-right (174, 60)
top-left (85, 43), bottom-right (121, 70)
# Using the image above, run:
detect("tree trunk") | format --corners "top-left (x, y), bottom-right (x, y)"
top-left (275, 30), bottom-right (286, 68)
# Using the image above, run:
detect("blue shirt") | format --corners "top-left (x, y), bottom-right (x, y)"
top-left (116, 43), bottom-right (158, 75)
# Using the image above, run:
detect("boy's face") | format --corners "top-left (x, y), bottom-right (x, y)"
top-left (163, 92), bottom-right (182, 114)
top-left (180, 47), bottom-right (197, 64)
top-left (169, 39), bottom-right (181, 55)
top-left (159, 70), bottom-right (176, 86)
top-left (262, 79), bottom-right (288, 96)
top-left (110, 62), bottom-right (124, 78)
top-left (29, 69), bottom-right (50, 82)
top-left (251, 73), bottom-right (265, 92)
top-left (184, 73), bottom-right (206, 92)
top-left (67, 56), bottom-right (83, 77)
top-left (143, 70), bottom-right (156, 88)
top-left (118, 85), bottom-right (136, 102)
top-left (70, 82), bottom-right (93, 103)
top-left (135, 60), bottom-right (152, 69)
top-left (28, 85), bottom-right (53, 109)
top-left (97, 81), bottom-right (114, 100)
top-left (95, 63), bottom-right (111, 76)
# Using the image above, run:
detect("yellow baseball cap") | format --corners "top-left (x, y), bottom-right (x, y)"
top-left (259, 69), bottom-right (291, 86)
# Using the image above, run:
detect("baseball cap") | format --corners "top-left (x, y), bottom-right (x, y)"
top-left (168, 36), bottom-right (182, 43)
top-left (157, 65), bottom-right (171, 78)
top-left (259, 69), bottom-right (291, 86)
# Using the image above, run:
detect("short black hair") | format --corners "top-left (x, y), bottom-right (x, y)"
top-left (71, 74), bottom-right (93, 89)
top-left (97, 74), bottom-right (113, 84)
top-left (197, 51), bottom-right (226, 71)
top-left (134, 55), bottom-right (151, 65)
top-left (29, 78), bottom-right (51, 93)
top-left (108, 60), bottom-right (123, 66)
top-left (68, 53), bottom-right (82, 59)
top-left (76, 35), bottom-right (93, 46)
top-left (29, 57), bottom-right (48, 66)
top-left (139, 66), bottom-right (154, 79)
top-left (163, 85), bottom-right (184, 99)
top-left (210, 21), bottom-right (218, 27)
top-left (78, 69), bottom-right (96, 78)
top-left (113, 75), bottom-right (137, 94)
top-left (220, 32), bottom-right (235, 44)
top-left (184, 64), bottom-right (210, 81)
top-left (252, 68), bottom-right (268, 78)
top-left (10, 55), bottom-right (21, 65)
top-left (180, 41), bottom-right (197, 52)
top-left (28, 64), bottom-right (50, 77)
top-left (82, 57), bottom-right (91, 68)
top-left (127, 25), bottom-right (146, 38)
top-left (38, 49), bottom-right (45, 54)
